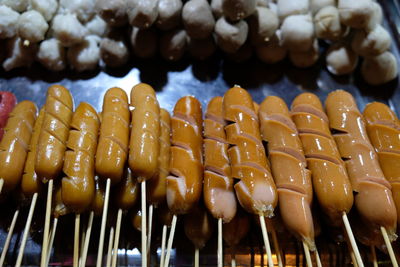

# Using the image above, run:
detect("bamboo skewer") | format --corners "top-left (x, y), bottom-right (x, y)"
top-left (40, 179), bottom-right (53, 267)
top-left (78, 224), bottom-right (85, 267)
top-left (194, 248), bottom-right (199, 267)
top-left (0, 209), bottom-right (19, 267)
top-left (46, 217), bottom-right (58, 266)
top-left (160, 224), bottom-right (168, 267)
top-left (74, 214), bottom-right (80, 267)
top-left (218, 218), bottom-right (223, 267)
top-left (164, 215), bottom-right (178, 267)
top-left (371, 245), bottom-right (378, 267)
top-left (147, 204), bottom-right (154, 252)
top-left (315, 248), bottom-right (322, 267)
top-left (96, 178), bottom-right (111, 267)
top-left (112, 208), bottom-right (123, 267)
top-left (342, 213), bottom-right (364, 267)
top-left (16, 193), bottom-right (38, 267)
top-left (380, 227), bottom-right (398, 267)
top-left (141, 181), bottom-right (147, 267)
top-left (80, 211), bottom-right (94, 267)
top-left (302, 241), bottom-right (313, 267)
top-left (106, 227), bottom-right (115, 267)
top-left (269, 221), bottom-right (283, 267)
top-left (0, 179), bottom-right (3, 194)
top-left (259, 216), bottom-right (274, 267)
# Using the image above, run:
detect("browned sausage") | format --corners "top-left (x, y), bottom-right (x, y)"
top-left (223, 208), bottom-right (250, 248)
top-left (91, 176), bottom-right (106, 216)
top-left (0, 101), bottom-right (37, 193)
top-left (184, 205), bottom-right (214, 249)
top-left (113, 167), bottom-right (139, 211)
top-left (203, 96), bottom-right (236, 223)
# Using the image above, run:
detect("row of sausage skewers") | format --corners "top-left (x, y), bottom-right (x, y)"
top-left (0, 85), bottom-right (400, 267)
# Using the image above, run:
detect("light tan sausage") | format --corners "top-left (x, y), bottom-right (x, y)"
top-left (364, 102), bottom-right (400, 226)
top-left (129, 83), bottom-right (160, 182)
top-left (291, 93), bottom-right (354, 227)
top-left (35, 85), bottom-right (74, 182)
top-left (203, 96), bottom-right (236, 223)
top-left (259, 95), bottom-right (315, 249)
top-left (166, 96), bottom-right (203, 214)
top-left (0, 101), bottom-right (37, 193)
top-left (184, 205), bottom-right (214, 249)
top-left (148, 108), bottom-right (171, 207)
top-left (96, 87), bottom-right (130, 184)
top-left (223, 86), bottom-right (277, 218)
top-left (61, 102), bottom-right (100, 214)
top-left (113, 168), bottom-right (139, 211)
top-left (325, 90), bottom-right (397, 242)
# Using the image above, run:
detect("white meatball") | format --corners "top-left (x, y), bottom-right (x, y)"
top-left (30, 0), bottom-right (58, 21)
top-left (59, 0), bottom-right (96, 23)
top-left (156, 0), bottom-right (182, 31)
top-left (214, 16), bottom-right (248, 53)
top-left (3, 37), bottom-right (37, 71)
top-left (0, 0), bottom-right (28, 12)
top-left (0, 5), bottom-right (19, 39)
top-left (281, 14), bottom-right (314, 52)
top-left (256, 0), bottom-right (268, 7)
top-left (289, 39), bottom-right (319, 68)
top-left (277, 0), bottom-right (309, 20)
top-left (51, 13), bottom-right (87, 47)
top-left (127, 0), bottom-right (159, 29)
top-left (361, 51), bottom-right (398, 85)
top-left (37, 38), bottom-right (66, 71)
top-left (222, 0), bottom-right (256, 21)
top-left (160, 29), bottom-right (187, 61)
top-left (310, 0), bottom-right (335, 14)
top-left (211, 0), bottom-right (223, 19)
top-left (338, 0), bottom-right (374, 29)
top-left (182, 0), bottom-right (215, 39)
top-left (100, 37), bottom-right (129, 67)
top-left (95, 0), bottom-right (128, 27)
top-left (85, 15), bottom-right (107, 37)
top-left (255, 31), bottom-right (287, 64)
top-left (326, 43), bottom-right (358, 75)
top-left (314, 6), bottom-right (344, 41)
top-left (17, 10), bottom-right (48, 43)
top-left (130, 27), bottom-right (157, 58)
top-left (68, 35), bottom-right (100, 71)
top-left (351, 25), bottom-right (391, 58)
top-left (249, 7), bottom-right (279, 45)
top-left (366, 2), bottom-right (383, 32)
top-left (187, 36), bottom-right (216, 60)
top-left (268, 2), bottom-right (278, 15)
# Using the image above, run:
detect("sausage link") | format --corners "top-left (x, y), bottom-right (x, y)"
top-left (291, 93), bottom-right (353, 227)
top-left (148, 108), bottom-right (171, 206)
top-left (129, 83), bottom-right (160, 181)
top-left (203, 96), bottom-right (236, 223)
top-left (0, 101), bottom-right (37, 193)
top-left (91, 175), bottom-right (105, 216)
top-left (62, 102), bottom-right (100, 214)
top-left (222, 208), bottom-right (250, 248)
top-left (21, 108), bottom-right (45, 198)
top-left (113, 168), bottom-right (138, 210)
top-left (35, 85), bottom-right (74, 182)
top-left (96, 87), bottom-right (130, 184)
top-left (223, 86), bottom-right (277, 217)
top-left (364, 102), bottom-right (400, 226)
top-left (0, 91), bottom-right (17, 141)
top-left (53, 182), bottom-right (70, 218)
top-left (166, 96), bottom-right (203, 214)
top-left (184, 205), bottom-right (214, 249)
top-left (259, 95), bottom-right (315, 249)
top-left (325, 90), bottom-right (397, 242)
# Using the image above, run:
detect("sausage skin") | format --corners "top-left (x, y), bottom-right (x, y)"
top-left (0, 91), bottom-right (17, 141)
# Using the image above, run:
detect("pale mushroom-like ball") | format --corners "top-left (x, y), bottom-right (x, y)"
top-left (182, 0), bottom-right (215, 39)
top-left (222, 0), bottom-right (256, 21)
top-left (160, 29), bottom-right (187, 61)
top-left (0, 0), bottom-right (28, 12)
top-left (277, 0), bottom-right (309, 21)
top-left (214, 16), bottom-right (248, 53)
top-left (68, 35), bottom-right (101, 71)
top-left (127, 0), bottom-right (159, 29)
top-left (281, 14), bottom-right (314, 52)
top-left (310, 0), bottom-right (335, 14)
top-left (338, 0), bottom-right (374, 29)
top-left (3, 37), bottom-right (37, 71)
top-left (156, 0), bottom-right (182, 31)
top-left (326, 42), bottom-right (358, 75)
top-left (17, 10), bottom-right (48, 43)
top-left (361, 51), bottom-right (398, 85)
top-left (30, 0), bottom-right (58, 22)
top-left (0, 5), bottom-right (19, 39)
top-left (51, 13), bottom-right (87, 47)
top-left (249, 6), bottom-right (279, 45)
top-left (95, 0), bottom-right (128, 27)
top-left (352, 24), bottom-right (391, 58)
top-left (314, 6), bottom-right (344, 41)
top-left (37, 38), bottom-right (66, 71)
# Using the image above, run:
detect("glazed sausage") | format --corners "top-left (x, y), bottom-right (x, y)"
top-left (91, 175), bottom-right (105, 216)
top-left (113, 168), bottom-right (139, 211)
top-left (130, 204), bottom-right (143, 231)
top-left (129, 83), bottom-right (160, 182)
top-left (291, 93), bottom-right (354, 227)
top-left (35, 85), bottom-right (74, 182)
top-left (363, 102), bottom-right (400, 226)
top-left (223, 208), bottom-right (250, 248)
top-left (0, 101), bottom-right (37, 193)
top-left (96, 87), bottom-right (130, 184)
top-left (184, 205), bottom-right (214, 249)
top-left (21, 108), bottom-right (45, 198)
top-left (203, 96), bottom-right (237, 223)
top-left (53, 182), bottom-right (70, 218)
top-left (158, 203), bottom-right (174, 226)
top-left (166, 96), bottom-right (203, 214)
top-left (148, 108), bottom-right (171, 207)
top-left (61, 102), bottom-right (100, 214)
top-left (222, 86), bottom-right (277, 218)
top-left (325, 90), bottom-right (397, 242)
top-left (0, 91), bottom-right (17, 141)
top-left (258, 95), bottom-right (315, 250)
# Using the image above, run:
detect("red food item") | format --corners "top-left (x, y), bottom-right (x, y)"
top-left (0, 91), bottom-right (17, 141)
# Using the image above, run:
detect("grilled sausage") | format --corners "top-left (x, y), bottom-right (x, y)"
top-left (0, 101), bottom-right (37, 193)
top-left (91, 175), bottom-right (105, 216)
top-left (184, 204), bottom-right (214, 249)
top-left (291, 93), bottom-right (354, 227)
top-left (166, 96), bottom-right (203, 214)
top-left (61, 102), bottom-right (100, 214)
top-left (148, 108), bottom-right (171, 207)
top-left (21, 108), bottom-right (45, 198)
top-left (158, 203), bottom-right (174, 226)
top-left (223, 86), bottom-right (277, 218)
top-left (113, 168), bottom-right (139, 211)
top-left (363, 102), bottom-right (400, 226)
top-left (0, 91), bottom-right (17, 141)
top-left (96, 87), bottom-right (130, 184)
top-left (129, 83), bottom-right (160, 182)
top-left (325, 90), bottom-right (397, 242)
top-left (258, 95), bottom-right (315, 250)
top-left (223, 208), bottom-right (250, 248)
top-left (204, 96), bottom-right (236, 223)
top-left (35, 85), bottom-right (74, 182)
top-left (53, 182), bottom-right (70, 218)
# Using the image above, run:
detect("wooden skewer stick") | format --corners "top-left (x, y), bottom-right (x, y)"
top-left (342, 212), bottom-right (364, 267)
top-left (141, 181), bottom-right (147, 267)
top-left (74, 214), bottom-right (80, 267)
top-left (302, 241), bottom-right (313, 267)
top-left (380, 226), bottom-right (398, 267)
top-left (0, 179), bottom-right (3, 194)
top-left (40, 179), bottom-right (53, 267)
top-left (269, 221), bottom-right (283, 267)
top-left (160, 224), bottom-right (168, 267)
top-left (218, 218), bottom-right (223, 267)
top-left (315, 248), bottom-right (322, 267)
top-left (80, 211), bottom-right (94, 267)
top-left (147, 204), bottom-right (154, 252)
top-left (112, 208), bottom-right (123, 267)
top-left (259, 215), bottom-right (274, 267)
top-left (194, 248), bottom-right (199, 267)
top-left (0, 209), bottom-right (19, 267)
top-left (96, 178), bottom-right (111, 267)
top-left (46, 217), bottom-right (58, 266)
top-left (16, 193), bottom-right (38, 267)
top-left (78, 223), bottom-right (86, 267)
top-left (370, 245), bottom-right (378, 267)
top-left (106, 227), bottom-right (115, 267)
top-left (164, 215), bottom-right (178, 267)
top-left (350, 250), bottom-right (359, 267)
top-left (231, 256), bottom-right (236, 267)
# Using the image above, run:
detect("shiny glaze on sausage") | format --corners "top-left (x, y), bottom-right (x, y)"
top-left (91, 175), bottom-right (105, 216)
top-left (113, 167), bottom-right (138, 211)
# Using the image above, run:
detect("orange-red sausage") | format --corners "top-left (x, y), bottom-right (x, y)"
top-left (259, 95), bottom-right (315, 249)
top-left (0, 91), bottom-right (17, 141)
top-left (0, 101), bottom-right (37, 193)
top-left (166, 96), bottom-right (203, 214)
top-left (203, 96), bottom-right (236, 223)
top-left (291, 93), bottom-right (353, 227)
